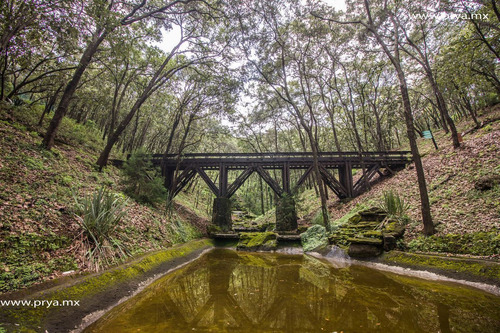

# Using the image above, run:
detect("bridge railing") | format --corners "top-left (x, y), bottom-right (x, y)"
top-left (150, 151), bottom-right (412, 161)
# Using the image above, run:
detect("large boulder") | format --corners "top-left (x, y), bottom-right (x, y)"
top-left (347, 237), bottom-right (383, 258)
top-left (301, 225), bottom-right (329, 252)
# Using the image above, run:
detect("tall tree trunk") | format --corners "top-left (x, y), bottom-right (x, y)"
top-left (360, 1), bottom-right (434, 234)
top-left (427, 70), bottom-right (460, 148)
top-left (42, 29), bottom-right (108, 149)
top-left (38, 84), bottom-right (63, 126)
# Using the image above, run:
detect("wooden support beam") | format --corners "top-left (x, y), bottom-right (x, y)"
top-left (338, 161), bottom-right (354, 198)
top-left (219, 163), bottom-right (228, 197)
top-left (294, 165), bottom-right (313, 191)
top-left (255, 166), bottom-right (284, 197)
top-left (195, 167), bottom-right (219, 196)
top-left (318, 164), bottom-right (348, 198)
top-left (171, 167), bottom-right (197, 198)
top-left (283, 162), bottom-right (291, 194)
top-left (353, 163), bottom-right (380, 194)
top-left (226, 166), bottom-right (255, 198)
top-left (164, 167), bottom-right (175, 190)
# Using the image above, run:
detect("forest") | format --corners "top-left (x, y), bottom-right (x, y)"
top-left (2, 0), bottom-right (498, 216)
top-left (0, 1), bottom-right (499, 330)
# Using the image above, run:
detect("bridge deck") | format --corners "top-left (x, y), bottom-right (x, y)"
top-left (152, 151), bottom-right (411, 170)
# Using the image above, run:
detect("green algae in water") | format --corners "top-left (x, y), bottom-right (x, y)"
top-left (85, 249), bottom-right (500, 333)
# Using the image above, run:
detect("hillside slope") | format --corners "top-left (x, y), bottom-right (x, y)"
top-left (324, 106), bottom-right (500, 258)
top-left (0, 104), bottom-right (209, 293)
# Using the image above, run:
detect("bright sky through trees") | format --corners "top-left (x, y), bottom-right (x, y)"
top-left (155, 0), bottom-right (346, 52)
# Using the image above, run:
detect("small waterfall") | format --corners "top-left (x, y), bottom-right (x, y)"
top-left (324, 245), bottom-right (350, 260)
top-left (308, 245), bottom-right (351, 268)
top-left (276, 247), bottom-right (304, 255)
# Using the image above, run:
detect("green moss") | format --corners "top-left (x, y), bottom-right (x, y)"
top-left (301, 225), bottom-right (328, 252)
top-left (348, 237), bottom-right (383, 245)
top-left (237, 232), bottom-right (277, 251)
top-left (383, 251), bottom-right (500, 283)
top-left (407, 231), bottom-right (500, 256)
top-left (362, 230), bottom-right (382, 238)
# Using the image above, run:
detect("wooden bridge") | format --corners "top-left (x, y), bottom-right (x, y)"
top-left (153, 151), bottom-right (411, 200)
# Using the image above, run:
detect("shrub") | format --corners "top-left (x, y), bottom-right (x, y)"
top-left (379, 190), bottom-right (410, 220)
top-left (121, 149), bottom-right (167, 206)
top-left (73, 187), bottom-right (129, 270)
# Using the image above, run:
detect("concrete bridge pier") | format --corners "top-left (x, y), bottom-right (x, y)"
top-left (212, 197), bottom-right (232, 232)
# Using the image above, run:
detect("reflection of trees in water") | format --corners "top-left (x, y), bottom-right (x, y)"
top-left (159, 250), bottom-right (443, 332)
top-left (88, 249), bottom-right (500, 333)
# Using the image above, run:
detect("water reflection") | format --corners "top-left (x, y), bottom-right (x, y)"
top-left (86, 249), bottom-right (500, 333)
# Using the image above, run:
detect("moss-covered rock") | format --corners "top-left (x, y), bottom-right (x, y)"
top-left (358, 207), bottom-right (386, 222)
top-left (237, 232), bottom-right (277, 251)
top-left (301, 225), bottom-right (328, 252)
top-left (329, 207), bottom-right (405, 257)
top-left (348, 243), bottom-right (382, 258)
top-left (348, 237), bottom-right (383, 245)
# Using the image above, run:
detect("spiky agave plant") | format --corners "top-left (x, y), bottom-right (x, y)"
top-left (73, 187), bottom-right (129, 271)
top-left (381, 190), bottom-right (410, 218)
top-left (377, 189), bottom-right (411, 229)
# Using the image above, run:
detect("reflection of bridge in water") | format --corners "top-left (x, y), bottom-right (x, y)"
top-left (83, 249), bottom-right (487, 333)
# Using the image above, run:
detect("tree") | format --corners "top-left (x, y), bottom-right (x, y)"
top-left (313, 0), bottom-right (435, 235)
top-left (42, 0), bottom-right (214, 149)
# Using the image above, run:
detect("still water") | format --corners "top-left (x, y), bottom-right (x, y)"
top-left (85, 249), bottom-right (500, 333)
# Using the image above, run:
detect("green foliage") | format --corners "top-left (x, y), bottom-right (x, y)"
top-left (121, 149), bottom-right (167, 206)
top-left (301, 225), bottom-right (328, 252)
top-left (165, 218), bottom-right (202, 244)
top-left (73, 187), bottom-right (129, 270)
top-left (0, 233), bottom-right (75, 292)
top-left (408, 232), bottom-right (500, 256)
top-left (378, 190), bottom-right (410, 220)
top-left (311, 209), bottom-right (328, 226)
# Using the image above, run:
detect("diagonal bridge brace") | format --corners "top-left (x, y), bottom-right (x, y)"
top-left (170, 166), bottom-right (197, 198)
top-left (226, 166), bottom-right (256, 198)
top-left (195, 167), bottom-right (220, 196)
top-left (353, 163), bottom-right (381, 195)
top-left (318, 164), bottom-right (349, 198)
top-left (254, 166), bottom-right (284, 197)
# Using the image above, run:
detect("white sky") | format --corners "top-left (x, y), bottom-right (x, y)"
top-left (154, 0), bottom-right (346, 53)
top-left (151, 0), bottom-right (347, 129)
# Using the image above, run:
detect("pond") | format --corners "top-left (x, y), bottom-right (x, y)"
top-left (85, 248), bottom-right (500, 333)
